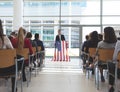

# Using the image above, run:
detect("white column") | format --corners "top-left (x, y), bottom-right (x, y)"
top-left (13, 0), bottom-right (23, 31)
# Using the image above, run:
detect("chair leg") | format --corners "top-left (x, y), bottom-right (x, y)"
top-left (95, 67), bottom-right (97, 85)
top-left (97, 67), bottom-right (99, 90)
top-left (27, 68), bottom-right (31, 87)
top-left (114, 63), bottom-right (118, 92)
top-left (88, 70), bottom-right (89, 79)
top-left (14, 76), bottom-right (17, 92)
top-left (20, 72), bottom-right (23, 92)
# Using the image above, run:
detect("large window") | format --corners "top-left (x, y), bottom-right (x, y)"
top-left (103, 0), bottom-right (120, 25)
top-left (1, 0), bottom-right (120, 49)
top-left (0, 1), bottom-right (13, 16)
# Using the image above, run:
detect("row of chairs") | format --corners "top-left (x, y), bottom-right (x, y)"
top-left (17, 46), bottom-right (42, 87)
top-left (82, 48), bottom-right (120, 91)
top-left (0, 46), bottom-right (42, 92)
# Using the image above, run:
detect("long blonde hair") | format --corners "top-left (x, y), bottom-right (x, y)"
top-left (17, 27), bottom-right (26, 50)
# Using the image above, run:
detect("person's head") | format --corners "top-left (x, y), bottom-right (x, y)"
top-left (98, 34), bottom-right (103, 40)
top-left (90, 31), bottom-right (98, 40)
top-left (34, 33), bottom-right (39, 40)
top-left (17, 27), bottom-right (26, 50)
top-left (85, 35), bottom-right (89, 41)
top-left (103, 27), bottom-right (117, 43)
top-left (10, 31), bottom-right (17, 38)
top-left (0, 19), bottom-right (4, 45)
top-left (10, 31), bottom-right (16, 36)
top-left (58, 29), bottom-right (61, 35)
top-left (26, 32), bottom-right (32, 39)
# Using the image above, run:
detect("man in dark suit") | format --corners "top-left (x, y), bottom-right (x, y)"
top-left (54, 29), bottom-right (66, 61)
top-left (55, 29), bottom-right (65, 42)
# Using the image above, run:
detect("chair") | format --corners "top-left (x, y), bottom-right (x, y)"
top-left (80, 49), bottom-right (88, 70)
top-left (16, 48), bottom-right (29, 60)
top-left (36, 46), bottom-right (45, 69)
top-left (38, 46), bottom-right (41, 52)
top-left (89, 48), bottom-right (97, 58)
top-left (16, 48), bottom-right (31, 87)
top-left (39, 50), bottom-right (45, 67)
top-left (36, 46), bottom-right (42, 67)
top-left (32, 47), bottom-right (39, 76)
top-left (0, 49), bottom-right (24, 92)
top-left (95, 48), bottom-right (114, 90)
top-left (86, 48), bottom-right (96, 79)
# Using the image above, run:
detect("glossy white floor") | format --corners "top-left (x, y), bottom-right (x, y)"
top-left (0, 57), bottom-right (109, 92)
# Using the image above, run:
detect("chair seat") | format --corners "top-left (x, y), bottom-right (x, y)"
top-left (86, 67), bottom-right (93, 70)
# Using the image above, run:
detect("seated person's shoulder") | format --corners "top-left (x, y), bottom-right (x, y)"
top-left (117, 40), bottom-right (120, 43)
top-left (24, 38), bottom-right (30, 42)
top-left (4, 35), bottom-right (10, 40)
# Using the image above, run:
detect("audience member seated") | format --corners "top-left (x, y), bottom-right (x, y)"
top-left (83, 31), bottom-right (101, 74)
top-left (33, 33), bottom-right (45, 67)
top-left (8, 31), bottom-right (18, 47)
top-left (8, 31), bottom-right (17, 40)
top-left (10, 27), bottom-right (33, 91)
top-left (96, 27), bottom-right (117, 83)
top-left (81, 35), bottom-right (89, 69)
top-left (26, 32), bottom-right (37, 47)
top-left (26, 32), bottom-right (37, 67)
top-left (108, 39), bottom-right (120, 92)
top-left (98, 33), bottom-right (103, 41)
top-left (11, 27), bottom-right (33, 65)
top-left (0, 19), bottom-right (16, 92)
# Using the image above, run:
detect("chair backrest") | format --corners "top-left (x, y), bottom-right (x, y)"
top-left (98, 48), bottom-right (114, 63)
top-left (38, 46), bottom-right (41, 52)
top-left (32, 47), bottom-right (36, 54)
top-left (0, 49), bottom-right (16, 68)
top-left (88, 48), bottom-right (96, 57)
top-left (16, 48), bottom-right (29, 60)
top-left (117, 52), bottom-right (120, 68)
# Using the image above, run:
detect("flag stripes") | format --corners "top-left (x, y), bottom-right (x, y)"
top-left (52, 41), bottom-right (70, 61)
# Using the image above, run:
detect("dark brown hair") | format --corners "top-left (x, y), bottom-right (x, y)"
top-left (90, 31), bottom-right (98, 40)
top-left (26, 32), bottom-right (32, 38)
top-left (104, 27), bottom-right (117, 43)
top-left (34, 33), bottom-right (39, 39)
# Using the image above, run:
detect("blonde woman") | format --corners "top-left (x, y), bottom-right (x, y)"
top-left (11, 27), bottom-right (33, 63)
top-left (11, 27), bottom-right (33, 92)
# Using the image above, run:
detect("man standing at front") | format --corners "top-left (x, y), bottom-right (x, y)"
top-left (54, 29), bottom-right (68, 61)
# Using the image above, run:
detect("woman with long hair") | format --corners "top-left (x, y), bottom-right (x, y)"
top-left (11, 27), bottom-right (33, 92)
top-left (0, 19), bottom-right (13, 49)
top-left (0, 19), bottom-right (15, 92)
top-left (84, 31), bottom-right (101, 74)
top-left (96, 27), bottom-right (117, 85)
top-left (12, 27), bottom-right (33, 63)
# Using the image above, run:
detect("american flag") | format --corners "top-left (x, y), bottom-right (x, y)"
top-left (52, 41), bottom-right (70, 61)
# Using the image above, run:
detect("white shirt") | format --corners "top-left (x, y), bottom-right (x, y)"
top-left (59, 35), bottom-right (61, 41)
top-left (113, 40), bottom-right (120, 60)
top-left (0, 36), bottom-right (13, 49)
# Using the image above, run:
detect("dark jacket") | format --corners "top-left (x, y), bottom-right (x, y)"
top-left (55, 34), bottom-right (65, 42)
top-left (33, 39), bottom-right (45, 51)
